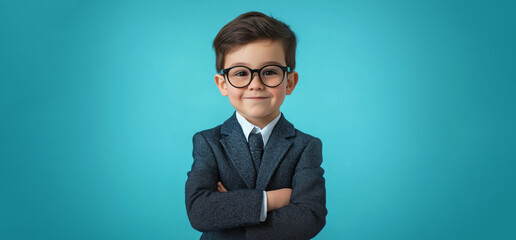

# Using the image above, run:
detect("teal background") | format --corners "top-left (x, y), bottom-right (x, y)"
top-left (1, 0), bottom-right (515, 239)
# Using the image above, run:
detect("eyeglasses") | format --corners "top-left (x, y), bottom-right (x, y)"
top-left (220, 65), bottom-right (290, 88)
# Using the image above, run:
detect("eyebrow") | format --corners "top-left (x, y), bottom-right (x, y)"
top-left (229, 61), bottom-right (285, 68)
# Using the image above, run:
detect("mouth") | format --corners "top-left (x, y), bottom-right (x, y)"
top-left (244, 96), bottom-right (269, 100)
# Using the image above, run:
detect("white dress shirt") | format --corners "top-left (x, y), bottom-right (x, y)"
top-left (235, 111), bottom-right (282, 222)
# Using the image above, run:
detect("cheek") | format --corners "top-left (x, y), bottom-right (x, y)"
top-left (271, 88), bottom-right (287, 101)
top-left (227, 89), bottom-right (243, 102)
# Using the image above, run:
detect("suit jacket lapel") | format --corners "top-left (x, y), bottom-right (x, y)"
top-left (256, 114), bottom-right (296, 191)
top-left (220, 113), bottom-right (257, 189)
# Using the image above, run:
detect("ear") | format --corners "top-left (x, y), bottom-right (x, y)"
top-left (215, 74), bottom-right (228, 96)
top-left (285, 71), bottom-right (298, 95)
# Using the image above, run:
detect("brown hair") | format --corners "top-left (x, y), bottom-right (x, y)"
top-left (213, 11), bottom-right (297, 73)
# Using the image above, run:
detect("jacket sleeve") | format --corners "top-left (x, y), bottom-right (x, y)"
top-left (185, 132), bottom-right (264, 232)
top-left (244, 137), bottom-right (327, 240)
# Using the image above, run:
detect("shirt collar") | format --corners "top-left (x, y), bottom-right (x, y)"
top-left (235, 111), bottom-right (282, 146)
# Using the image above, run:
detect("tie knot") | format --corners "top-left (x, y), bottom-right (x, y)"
top-left (248, 132), bottom-right (264, 170)
top-left (249, 132), bottom-right (264, 150)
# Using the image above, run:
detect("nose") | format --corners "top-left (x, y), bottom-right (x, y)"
top-left (248, 72), bottom-right (265, 90)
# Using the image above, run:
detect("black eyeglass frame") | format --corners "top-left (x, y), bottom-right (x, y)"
top-left (219, 64), bottom-right (291, 88)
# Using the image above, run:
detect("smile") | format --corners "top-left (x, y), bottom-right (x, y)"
top-left (244, 97), bottom-right (269, 100)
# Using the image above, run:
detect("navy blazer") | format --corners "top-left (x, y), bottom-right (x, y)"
top-left (185, 113), bottom-right (326, 240)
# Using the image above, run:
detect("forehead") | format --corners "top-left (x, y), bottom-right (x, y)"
top-left (224, 39), bottom-right (286, 68)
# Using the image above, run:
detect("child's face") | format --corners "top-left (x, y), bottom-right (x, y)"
top-left (215, 39), bottom-right (298, 128)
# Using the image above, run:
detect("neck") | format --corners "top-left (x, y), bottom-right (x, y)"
top-left (238, 110), bottom-right (280, 129)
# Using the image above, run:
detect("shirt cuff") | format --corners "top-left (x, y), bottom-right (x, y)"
top-left (260, 191), bottom-right (267, 222)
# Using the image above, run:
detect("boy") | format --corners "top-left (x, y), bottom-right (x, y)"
top-left (185, 11), bottom-right (326, 240)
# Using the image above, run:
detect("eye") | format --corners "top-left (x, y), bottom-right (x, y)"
top-left (263, 70), bottom-right (279, 76)
top-left (234, 71), bottom-right (249, 77)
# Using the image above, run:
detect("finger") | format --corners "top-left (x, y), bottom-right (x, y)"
top-left (218, 181), bottom-right (228, 192)
top-left (217, 182), bottom-right (222, 192)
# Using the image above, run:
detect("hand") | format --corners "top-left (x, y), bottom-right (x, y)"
top-left (266, 188), bottom-right (292, 211)
top-left (217, 181), bottom-right (228, 192)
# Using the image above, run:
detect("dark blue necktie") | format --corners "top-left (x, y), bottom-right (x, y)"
top-left (248, 132), bottom-right (264, 170)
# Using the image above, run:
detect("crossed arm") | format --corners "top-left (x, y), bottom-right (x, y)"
top-left (185, 133), bottom-right (326, 239)
top-left (217, 181), bottom-right (292, 212)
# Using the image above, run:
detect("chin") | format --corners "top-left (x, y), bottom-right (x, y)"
top-left (254, 112), bottom-right (278, 119)
top-left (240, 111), bottom-right (270, 119)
